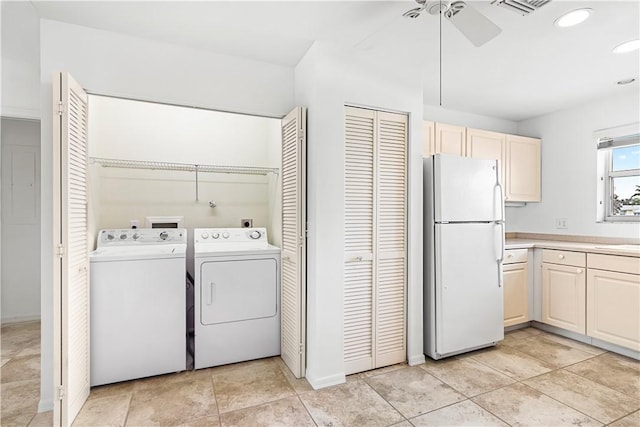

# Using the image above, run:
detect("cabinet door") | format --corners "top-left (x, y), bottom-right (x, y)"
top-left (466, 128), bottom-right (505, 187)
top-left (505, 135), bottom-right (541, 202)
top-left (587, 269), bottom-right (640, 351)
top-left (503, 263), bottom-right (528, 327)
top-left (423, 121), bottom-right (435, 157)
top-left (542, 263), bottom-right (586, 334)
top-left (435, 123), bottom-right (466, 156)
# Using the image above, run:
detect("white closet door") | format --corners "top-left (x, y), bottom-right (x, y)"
top-left (280, 107), bottom-right (307, 379)
top-left (344, 106), bottom-right (375, 375)
top-left (375, 111), bottom-right (407, 368)
top-left (53, 72), bottom-right (90, 426)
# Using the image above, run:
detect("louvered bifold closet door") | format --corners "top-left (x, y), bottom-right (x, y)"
top-left (53, 72), bottom-right (90, 426)
top-left (344, 106), bottom-right (376, 375)
top-left (375, 111), bottom-right (407, 368)
top-left (280, 107), bottom-right (307, 379)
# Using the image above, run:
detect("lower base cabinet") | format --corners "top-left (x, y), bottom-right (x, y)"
top-left (503, 262), bottom-right (528, 327)
top-left (587, 268), bottom-right (640, 351)
top-left (542, 262), bottom-right (586, 334)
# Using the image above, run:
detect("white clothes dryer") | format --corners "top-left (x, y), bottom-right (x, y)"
top-left (194, 227), bottom-right (280, 369)
top-left (89, 228), bottom-right (187, 386)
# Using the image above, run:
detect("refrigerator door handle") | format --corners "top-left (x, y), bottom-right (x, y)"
top-left (494, 222), bottom-right (505, 287)
top-left (494, 176), bottom-right (505, 222)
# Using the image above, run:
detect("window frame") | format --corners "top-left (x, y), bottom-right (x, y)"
top-left (596, 130), bottom-right (640, 223)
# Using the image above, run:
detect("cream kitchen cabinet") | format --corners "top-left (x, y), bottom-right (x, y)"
top-left (434, 123), bottom-right (466, 156)
top-left (425, 122), bottom-right (541, 203)
top-left (587, 253), bottom-right (640, 351)
top-left (423, 120), bottom-right (435, 156)
top-left (503, 249), bottom-right (528, 327)
top-left (505, 135), bottom-right (541, 202)
top-left (542, 249), bottom-right (586, 334)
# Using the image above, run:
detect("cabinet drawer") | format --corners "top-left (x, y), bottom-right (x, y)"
top-left (542, 249), bottom-right (585, 267)
top-left (588, 253), bottom-right (640, 275)
top-left (504, 249), bottom-right (528, 264)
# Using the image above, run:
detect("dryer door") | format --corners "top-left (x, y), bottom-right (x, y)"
top-left (200, 258), bottom-right (278, 325)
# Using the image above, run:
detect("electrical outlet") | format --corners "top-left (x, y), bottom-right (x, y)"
top-left (130, 219), bottom-right (140, 229)
top-left (555, 218), bottom-right (568, 229)
top-left (241, 219), bottom-right (253, 228)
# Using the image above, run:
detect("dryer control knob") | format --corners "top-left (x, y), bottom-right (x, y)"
top-left (159, 231), bottom-right (169, 240)
top-left (120, 233), bottom-right (128, 240)
top-left (249, 230), bottom-right (261, 239)
top-left (106, 234), bottom-right (115, 240)
top-left (222, 232), bottom-right (230, 239)
top-left (201, 232), bottom-right (209, 239)
top-left (132, 233), bottom-right (140, 240)
top-left (212, 232), bottom-right (220, 239)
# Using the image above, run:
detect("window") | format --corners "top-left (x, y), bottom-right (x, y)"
top-left (597, 128), bottom-right (640, 222)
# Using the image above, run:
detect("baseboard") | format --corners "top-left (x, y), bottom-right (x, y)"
top-left (1, 315), bottom-right (41, 325)
top-left (531, 321), bottom-right (640, 360)
top-left (38, 398), bottom-right (53, 413)
top-left (408, 353), bottom-right (426, 366)
top-left (305, 369), bottom-right (345, 390)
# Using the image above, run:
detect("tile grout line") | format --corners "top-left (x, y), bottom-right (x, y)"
top-left (121, 392), bottom-right (133, 427)
top-left (358, 376), bottom-right (411, 424)
top-left (293, 394), bottom-right (319, 427)
top-left (209, 373), bottom-right (222, 425)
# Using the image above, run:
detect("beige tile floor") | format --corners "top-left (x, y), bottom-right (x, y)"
top-left (2, 321), bottom-right (639, 427)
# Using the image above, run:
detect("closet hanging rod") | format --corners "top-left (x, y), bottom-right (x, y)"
top-left (89, 157), bottom-right (279, 176)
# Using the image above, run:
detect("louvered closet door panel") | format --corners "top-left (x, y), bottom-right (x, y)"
top-left (344, 106), bottom-right (375, 375)
top-left (375, 111), bottom-right (407, 367)
top-left (54, 72), bottom-right (90, 427)
top-left (280, 107), bottom-right (306, 379)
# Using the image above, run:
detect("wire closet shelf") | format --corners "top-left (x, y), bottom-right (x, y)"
top-left (89, 157), bottom-right (279, 202)
top-left (89, 157), bottom-right (279, 176)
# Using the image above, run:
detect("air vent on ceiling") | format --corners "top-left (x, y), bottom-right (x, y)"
top-left (491, 0), bottom-right (551, 16)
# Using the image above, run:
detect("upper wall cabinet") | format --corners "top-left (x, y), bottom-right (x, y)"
top-left (505, 135), bottom-right (541, 202)
top-left (423, 122), bottom-right (541, 203)
top-left (435, 123), bottom-right (466, 156)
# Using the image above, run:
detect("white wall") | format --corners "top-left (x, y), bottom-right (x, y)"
top-left (1, 118), bottom-right (41, 322)
top-left (296, 42), bottom-right (425, 389)
top-left (1, 1), bottom-right (40, 119)
top-left (423, 104), bottom-right (518, 135)
top-left (40, 19), bottom-right (294, 412)
top-left (507, 90), bottom-right (640, 238)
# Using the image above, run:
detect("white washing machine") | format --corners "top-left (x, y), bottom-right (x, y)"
top-left (194, 227), bottom-right (281, 369)
top-left (90, 228), bottom-right (187, 386)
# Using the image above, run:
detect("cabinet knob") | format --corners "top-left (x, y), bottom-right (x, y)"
top-left (558, 254), bottom-right (565, 260)
top-left (576, 268), bottom-right (583, 274)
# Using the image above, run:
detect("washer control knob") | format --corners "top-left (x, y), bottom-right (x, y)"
top-left (222, 231), bottom-right (230, 239)
top-left (159, 231), bottom-right (169, 241)
top-left (132, 233), bottom-right (140, 240)
top-left (201, 232), bottom-right (209, 239)
top-left (212, 232), bottom-right (220, 239)
top-left (120, 233), bottom-right (128, 240)
top-left (249, 230), bottom-right (261, 239)
top-left (106, 234), bottom-right (115, 241)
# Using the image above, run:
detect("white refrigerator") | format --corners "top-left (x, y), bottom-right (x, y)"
top-left (424, 154), bottom-right (504, 359)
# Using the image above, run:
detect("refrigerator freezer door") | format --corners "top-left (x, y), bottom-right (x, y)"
top-left (435, 222), bottom-right (504, 356)
top-left (434, 154), bottom-right (502, 223)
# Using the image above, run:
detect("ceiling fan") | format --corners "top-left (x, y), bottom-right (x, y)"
top-left (403, 0), bottom-right (502, 47)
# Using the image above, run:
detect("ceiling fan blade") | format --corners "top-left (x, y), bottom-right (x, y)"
top-left (446, 1), bottom-right (501, 47)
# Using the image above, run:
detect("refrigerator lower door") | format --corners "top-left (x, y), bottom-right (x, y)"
top-left (435, 222), bottom-right (504, 356)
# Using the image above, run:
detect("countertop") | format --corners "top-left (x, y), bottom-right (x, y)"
top-left (505, 239), bottom-right (640, 258)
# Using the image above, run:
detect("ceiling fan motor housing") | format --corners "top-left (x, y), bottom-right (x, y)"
top-left (425, 1), bottom-right (452, 15)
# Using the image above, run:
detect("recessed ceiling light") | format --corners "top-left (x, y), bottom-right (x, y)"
top-left (554, 9), bottom-right (592, 28)
top-left (613, 39), bottom-right (640, 54)
top-left (617, 78), bottom-right (636, 85)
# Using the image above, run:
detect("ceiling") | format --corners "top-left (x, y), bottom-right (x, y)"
top-left (31, 1), bottom-right (639, 121)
